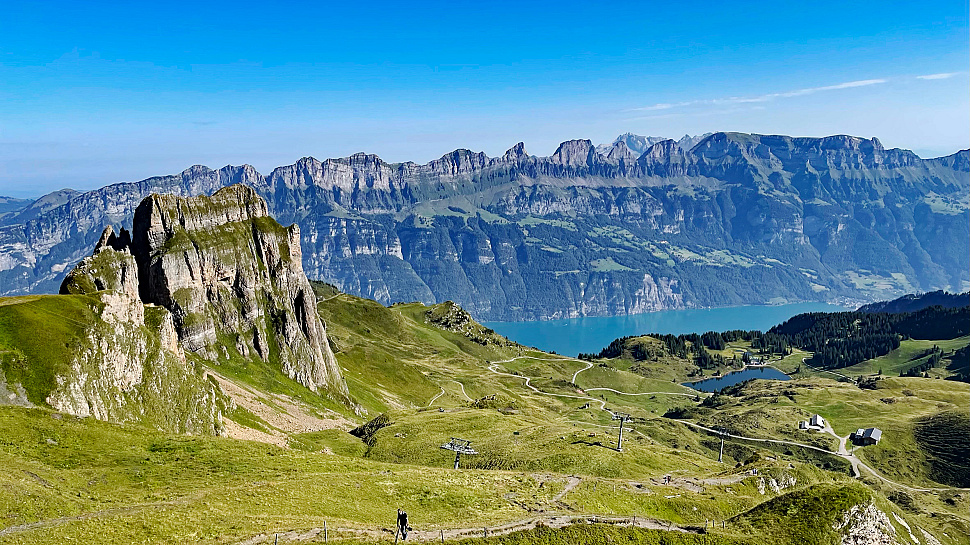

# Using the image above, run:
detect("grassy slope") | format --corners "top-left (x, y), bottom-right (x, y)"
top-left (835, 336), bottom-right (970, 377)
top-left (1, 287), bottom-right (968, 543)
top-left (730, 483), bottom-right (873, 545)
top-left (0, 294), bottom-right (98, 404)
top-left (451, 525), bottom-right (749, 545)
top-left (0, 407), bottom-right (561, 544)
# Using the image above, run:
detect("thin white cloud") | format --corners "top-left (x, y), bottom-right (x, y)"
top-left (630, 78), bottom-right (887, 112)
top-left (917, 72), bottom-right (959, 80)
top-left (627, 105), bottom-right (766, 122)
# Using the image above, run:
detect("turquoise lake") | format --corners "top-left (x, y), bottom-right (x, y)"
top-left (685, 367), bottom-right (792, 392)
top-left (483, 302), bottom-right (846, 357)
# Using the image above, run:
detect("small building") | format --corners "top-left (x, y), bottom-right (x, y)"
top-left (851, 427), bottom-right (883, 446)
top-left (799, 414), bottom-right (826, 431)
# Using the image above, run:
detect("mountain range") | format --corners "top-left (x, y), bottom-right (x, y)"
top-left (1, 132), bottom-right (967, 321)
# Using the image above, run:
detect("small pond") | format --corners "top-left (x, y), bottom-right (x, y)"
top-left (684, 366), bottom-right (791, 392)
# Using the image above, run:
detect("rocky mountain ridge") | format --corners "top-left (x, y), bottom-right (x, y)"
top-left (1, 132), bottom-right (967, 321)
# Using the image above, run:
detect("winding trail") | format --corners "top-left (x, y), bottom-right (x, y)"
top-left (585, 387), bottom-right (699, 398)
top-left (489, 357), bottom-right (967, 494)
top-left (552, 476), bottom-right (583, 503)
top-left (234, 513), bottom-right (694, 544)
top-left (801, 357), bottom-right (857, 383)
top-left (426, 388), bottom-right (445, 407)
top-left (487, 364), bottom-right (613, 415)
top-left (572, 361), bottom-right (594, 384)
top-left (679, 420), bottom-right (970, 493)
top-left (487, 357), bottom-right (705, 411)
top-left (453, 380), bottom-right (473, 402)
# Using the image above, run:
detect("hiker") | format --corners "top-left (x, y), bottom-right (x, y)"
top-left (397, 508), bottom-right (410, 540)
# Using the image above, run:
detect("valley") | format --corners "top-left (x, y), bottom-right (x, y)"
top-left (0, 187), bottom-right (967, 545)
top-left (0, 293), bottom-right (967, 543)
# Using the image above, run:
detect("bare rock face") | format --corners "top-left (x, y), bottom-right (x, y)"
top-left (126, 185), bottom-right (347, 397)
top-left (55, 185), bottom-right (349, 428)
top-left (834, 503), bottom-right (900, 545)
top-left (60, 226), bottom-right (140, 302)
top-left (7, 133), bottom-right (968, 320)
top-left (54, 226), bottom-right (222, 433)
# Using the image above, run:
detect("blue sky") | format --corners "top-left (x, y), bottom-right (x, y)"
top-left (1, 0), bottom-right (967, 198)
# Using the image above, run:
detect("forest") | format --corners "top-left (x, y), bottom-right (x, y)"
top-left (581, 305), bottom-right (969, 378)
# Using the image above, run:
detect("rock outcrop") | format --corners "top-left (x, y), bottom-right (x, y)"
top-left (63, 185), bottom-right (348, 399)
top-left (834, 503), bottom-right (900, 545)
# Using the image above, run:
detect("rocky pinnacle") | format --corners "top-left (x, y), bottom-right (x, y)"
top-left (63, 184), bottom-right (349, 399)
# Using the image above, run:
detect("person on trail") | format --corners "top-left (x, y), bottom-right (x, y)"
top-left (397, 508), bottom-right (410, 540)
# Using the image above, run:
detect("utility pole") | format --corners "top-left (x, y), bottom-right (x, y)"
top-left (440, 437), bottom-right (478, 469)
top-left (718, 427), bottom-right (725, 463)
top-left (612, 413), bottom-right (631, 452)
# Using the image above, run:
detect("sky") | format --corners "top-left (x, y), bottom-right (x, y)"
top-left (0, 0), bottom-right (968, 198)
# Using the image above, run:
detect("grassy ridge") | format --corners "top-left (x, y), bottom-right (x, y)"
top-left (0, 407), bottom-right (562, 544)
top-left (731, 483), bottom-right (872, 545)
top-left (1, 286), bottom-right (968, 543)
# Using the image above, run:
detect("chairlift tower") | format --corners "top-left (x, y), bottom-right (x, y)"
top-left (612, 413), bottom-right (631, 452)
top-left (718, 427), bottom-right (726, 463)
top-left (440, 437), bottom-right (478, 469)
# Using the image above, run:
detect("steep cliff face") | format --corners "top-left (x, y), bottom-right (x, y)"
top-left (125, 185), bottom-right (347, 397)
top-left (1, 132), bottom-right (967, 321)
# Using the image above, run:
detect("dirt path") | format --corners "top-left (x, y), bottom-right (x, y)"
top-left (572, 361), bottom-right (594, 384)
top-left (453, 380), bottom-right (473, 401)
top-left (490, 356), bottom-right (969, 494)
top-left (426, 387), bottom-right (446, 407)
top-left (801, 357), bottom-right (857, 383)
top-left (552, 476), bottom-right (582, 503)
top-left (487, 364), bottom-right (613, 414)
top-left (235, 513), bottom-right (695, 544)
top-left (490, 355), bottom-right (593, 387)
top-left (0, 506), bottom-right (148, 537)
top-left (584, 387), bottom-right (700, 398)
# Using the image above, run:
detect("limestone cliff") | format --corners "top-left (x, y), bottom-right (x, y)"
top-left (4, 132), bottom-right (968, 320)
top-left (64, 185), bottom-right (348, 399)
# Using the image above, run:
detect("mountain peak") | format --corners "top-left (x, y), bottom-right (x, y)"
top-left (551, 139), bottom-right (597, 166)
top-left (503, 142), bottom-right (528, 162)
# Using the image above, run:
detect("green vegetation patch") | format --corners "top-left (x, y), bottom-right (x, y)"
top-left (452, 524), bottom-right (749, 545)
top-left (590, 257), bottom-right (635, 272)
top-left (913, 411), bottom-right (970, 488)
top-left (0, 294), bottom-right (101, 404)
top-left (732, 483), bottom-right (872, 545)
